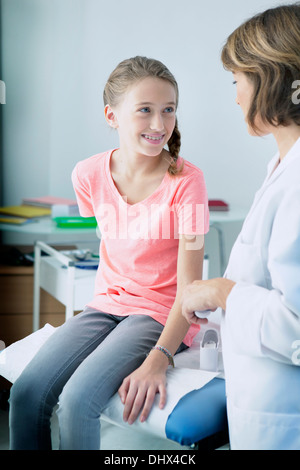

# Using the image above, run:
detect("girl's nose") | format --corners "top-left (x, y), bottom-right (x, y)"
top-left (150, 112), bottom-right (164, 130)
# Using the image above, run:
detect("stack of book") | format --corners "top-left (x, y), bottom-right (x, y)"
top-left (22, 196), bottom-right (79, 218)
top-left (0, 196), bottom-right (79, 225)
top-left (0, 205), bottom-right (51, 225)
top-left (22, 196), bottom-right (78, 209)
top-left (208, 199), bottom-right (229, 211)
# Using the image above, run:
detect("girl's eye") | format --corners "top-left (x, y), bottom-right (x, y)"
top-left (139, 107), bottom-right (150, 113)
top-left (164, 107), bottom-right (174, 113)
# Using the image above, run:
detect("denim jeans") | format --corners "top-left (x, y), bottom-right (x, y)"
top-left (9, 307), bottom-right (186, 450)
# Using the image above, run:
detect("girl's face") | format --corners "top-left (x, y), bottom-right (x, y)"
top-left (233, 71), bottom-right (270, 136)
top-left (105, 77), bottom-right (177, 158)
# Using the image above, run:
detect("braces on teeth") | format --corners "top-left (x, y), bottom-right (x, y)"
top-left (144, 135), bottom-right (163, 140)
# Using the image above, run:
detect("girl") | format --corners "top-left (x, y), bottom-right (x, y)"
top-left (181, 4), bottom-right (300, 450)
top-left (9, 56), bottom-right (209, 449)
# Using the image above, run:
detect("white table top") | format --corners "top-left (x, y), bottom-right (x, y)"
top-left (0, 217), bottom-right (98, 235)
top-left (209, 208), bottom-right (247, 224)
top-left (0, 208), bottom-right (247, 235)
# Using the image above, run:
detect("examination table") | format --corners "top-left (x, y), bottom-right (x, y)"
top-left (0, 322), bottom-right (228, 450)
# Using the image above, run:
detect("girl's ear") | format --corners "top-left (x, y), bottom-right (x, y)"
top-left (104, 104), bottom-right (118, 128)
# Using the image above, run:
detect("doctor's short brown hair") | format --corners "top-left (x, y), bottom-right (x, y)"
top-left (221, 3), bottom-right (300, 131)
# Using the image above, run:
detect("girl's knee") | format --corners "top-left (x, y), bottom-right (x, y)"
top-left (58, 385), bottom-right (87, 420)
top-left (10, 371), bottom-right (54, 418)
top-left (10, 376), bottom-right (34, 410)
top-left (58, 381), bottom-right (103, 425)
top-left (9, 376), bottom-right (44, 423)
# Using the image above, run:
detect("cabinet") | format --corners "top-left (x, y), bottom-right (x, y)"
top-left (0, 264), bottom-right (65, 347)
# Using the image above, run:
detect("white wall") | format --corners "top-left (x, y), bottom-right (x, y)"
top-left (0, 0), bottom-right (290, 270)
top-left (2, 0), bottom-right (287, 205)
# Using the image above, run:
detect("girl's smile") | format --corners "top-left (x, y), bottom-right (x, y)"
top-left (141, 133), bottom-right (166, 144)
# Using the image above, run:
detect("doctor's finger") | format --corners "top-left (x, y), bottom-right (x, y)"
top-left (181, 306), bottom-right (195, 324)
top-left (182, 305), bottom-right (207, 325)
top-left (181, 302), bottom-right (199, 322)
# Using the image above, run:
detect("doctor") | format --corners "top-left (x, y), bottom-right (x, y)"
top-left (181, 3), bottom-right (300, 450)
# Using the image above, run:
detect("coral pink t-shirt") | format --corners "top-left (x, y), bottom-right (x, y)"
top-left (72, 149), bottom-right (209, 346)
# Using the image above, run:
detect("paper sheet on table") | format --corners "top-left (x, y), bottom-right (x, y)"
top-left (0, 324), bottom-right (56, 383)
top-left (103, 367), bottom-right (219, 439)
top-left (165, 367), bottom-right (219, 410)
top-left (149, 368), bottom-right (219, 427)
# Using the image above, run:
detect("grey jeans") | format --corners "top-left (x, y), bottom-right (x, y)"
top-left (9, 307), bottom-right (187, 450)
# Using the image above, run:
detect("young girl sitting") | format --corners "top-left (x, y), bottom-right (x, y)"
top-left (9, 56), bottom-right (209, 450)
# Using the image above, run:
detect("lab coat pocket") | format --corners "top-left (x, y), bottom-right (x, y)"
top-left (228, 399), bottom-right (300, 450)
top-left (226, 238), bottom-right (267, 287)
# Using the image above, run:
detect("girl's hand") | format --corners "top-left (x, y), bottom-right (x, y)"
top-left (118, 350), bottom-right (168, 424)
top-left (181, 278), bottom-right (235, 325)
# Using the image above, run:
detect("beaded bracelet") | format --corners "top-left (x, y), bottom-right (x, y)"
top-left (151, 345), bottom-right (174, 368)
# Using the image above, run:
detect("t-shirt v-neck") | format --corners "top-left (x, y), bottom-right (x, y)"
top-left (105, 149), bottom-right (169, 207)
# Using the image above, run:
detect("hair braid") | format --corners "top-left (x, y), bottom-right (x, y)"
top-left (167, 119), bottom-right (183, 175)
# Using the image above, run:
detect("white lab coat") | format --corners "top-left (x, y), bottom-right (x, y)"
top-left (221, 137), bottom-right (300, 450)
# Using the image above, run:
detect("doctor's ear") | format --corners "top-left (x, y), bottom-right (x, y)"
top-left (104, 104), bottom-right (118, 129)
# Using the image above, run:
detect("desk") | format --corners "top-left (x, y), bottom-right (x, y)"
top-left (0, 209), bottom-right (246, 235)
top-left (0, 217), bottom-right (99, 238)
top-left (0, 217), bottom-right (100, 250)
top-left (0, 208), bottom-right (247, 274)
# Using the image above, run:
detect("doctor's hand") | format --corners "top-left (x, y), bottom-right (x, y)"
top-left (118, 350), bottom-right (168, 425)
top-left (181, 278), bottom-right (236, 325)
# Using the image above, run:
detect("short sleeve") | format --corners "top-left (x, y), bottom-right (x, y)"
top-left (175, 171), bottom-right (209, 235)
top-left (71, 163), bottom-right (94, 217)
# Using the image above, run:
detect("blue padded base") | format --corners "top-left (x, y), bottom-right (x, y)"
top-left (165, 377), bottom-right (228, 447)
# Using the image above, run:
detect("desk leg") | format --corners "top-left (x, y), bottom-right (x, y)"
top-left (210, 223), bottom-right (226, 276)
top-left (65, 265), bottom-right (75, 322)
top-left (33, 243), bottom-right (41, 332)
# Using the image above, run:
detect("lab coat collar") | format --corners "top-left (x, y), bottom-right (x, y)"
top-left (243, 136), bottom-right (300, 223)
top-left (265, 136), bottom-right (300, 186)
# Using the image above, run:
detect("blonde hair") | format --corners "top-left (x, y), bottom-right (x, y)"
top-left (221, 3), bottom-right (300, 131)
top-left (103, 56), bottom-right (183, 175)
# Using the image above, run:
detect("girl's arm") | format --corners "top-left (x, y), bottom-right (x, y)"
top-left (118, 234), bottom-right (205, 424)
